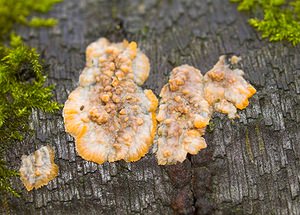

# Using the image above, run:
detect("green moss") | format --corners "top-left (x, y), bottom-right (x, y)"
top-left (231, 0), bottom-right (300, 45)
top-left (207, 120), bottom-right (216, 133)
top-left (0, 159), bottom-right (20, 198)
top-left (0, 0), bottom-right (62, 199)
top-left (0, 36), bottom-right (61, 142)
top-left (28, 17), bottom-right (58, 28)
top-left (0, 0), bottom-right (62, 41)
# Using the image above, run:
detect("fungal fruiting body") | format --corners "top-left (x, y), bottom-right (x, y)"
top-left (156, 65), bottom-right (211, 165)
top-left (19, 146), bottom-right (59, 191)
top-left (204, 55), bottom-right (256, 119)
top-left (63, 38), bottom-right (158, 164)
top-left (156, 55), bottom-right (256, 165)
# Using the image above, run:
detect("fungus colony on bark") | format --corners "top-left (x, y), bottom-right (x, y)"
top-left (63, 38), bottom-right (158, 164)
top-left (156, 55), bottom-right (256, 164)
top-left (19, 146), bottom-right (59, 191)
top-left (19, 38), bottom-right (257, 191)
top-left (63, 38), bottom-right (256, 165)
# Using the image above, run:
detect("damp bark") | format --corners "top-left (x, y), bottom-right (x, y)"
top-left (2, 0), bottom-right (300, 214)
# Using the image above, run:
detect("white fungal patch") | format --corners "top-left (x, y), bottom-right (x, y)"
top-left (204, 55), bottom-right (256, 118)
top-left (19, 146), bottom-right (58, 191)
top-left (155, 65), bottom-right (210, 165)
top-left (63, 38), bottom-right (158, 164)
top-left (156, 56), bottom-right (256, 165)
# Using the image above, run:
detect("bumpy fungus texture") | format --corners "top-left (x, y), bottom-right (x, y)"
top-left (204, 55), bottom-right (256, 118)
top-left (63, 38), bottom-right (158, 164)
top-left (156, 65), bottom-right (210, 165)
top-left (19, 146), bottom-right (58, 191)
top-left (156, 55), bottom-right (256, 165)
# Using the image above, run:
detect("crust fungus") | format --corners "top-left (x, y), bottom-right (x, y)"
top-left (19, 146), bottom-right (59, 191)
top-left (63, 38), bottom-right (158, 164)
top-left (156, 55), bottom-right (256, 165)
top-left (156, 65), bottom-right (210, 165)
top-left (63, 38), bottom-right (255, 166)
top-left (204, 55), bottom-right (256, 119)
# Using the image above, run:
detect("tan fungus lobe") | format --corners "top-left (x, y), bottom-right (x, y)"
top-left (63, 38), bottom-right (158, 164)
top-left (204, 55), bottom-right (256, 118)
top-left (156, 55), bottom-right (256, 165)
top-left (19, 146), bottom-right (59, 191)
top-left (156, 65), bottom-right (210, 165)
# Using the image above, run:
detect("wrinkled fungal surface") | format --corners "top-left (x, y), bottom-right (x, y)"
top-left (19, 146), bottom-right (59, 191)
top-left (156, 55), bottom-right (256, 165)
top-left (63, 38), bottom-right (158, 164)
top-left (156, 65), bottom-right (210, 165)
top-left (204, 55), bottom-right (256, 119)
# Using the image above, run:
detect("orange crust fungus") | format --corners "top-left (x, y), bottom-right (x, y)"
top-left (156, 65), bottom-right (210, 165)
top-left (204, 55), bottom-right (256, 118)
top-left (19, 146), bottom-right (59, 191)
top-left (156, 55), bottom-right (256, 165)
top-left (63, 38), bottom-right (158, 164)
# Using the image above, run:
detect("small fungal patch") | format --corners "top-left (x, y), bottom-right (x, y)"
top-left (19, 146), bottom-right (59, 191)
top-left (204, 55), bottom-right (256, 119)
top-left (63, 38), bottom-right (158, 164)
top-left (156, 55), bottom-right (256, 165)
top-left (156, 65), bottom-right (210, 165)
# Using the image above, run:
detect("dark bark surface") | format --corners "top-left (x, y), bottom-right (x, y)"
top-left (2, 0), bottom-right (300, 214)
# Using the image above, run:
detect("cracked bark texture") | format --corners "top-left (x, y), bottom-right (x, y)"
top-left (2, 0), bottom-right (300, 214)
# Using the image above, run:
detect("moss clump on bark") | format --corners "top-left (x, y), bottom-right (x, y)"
top-left (231, 0), bottom-right (300, 45)
top-left (0, 0), bottom-right (61, 41)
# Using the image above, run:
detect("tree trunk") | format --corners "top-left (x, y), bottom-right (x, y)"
top-left (3, 0), bottom-right (300, 214)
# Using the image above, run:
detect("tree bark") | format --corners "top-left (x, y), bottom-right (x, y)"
top-left (2, 0), bottom-right (300, 214)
